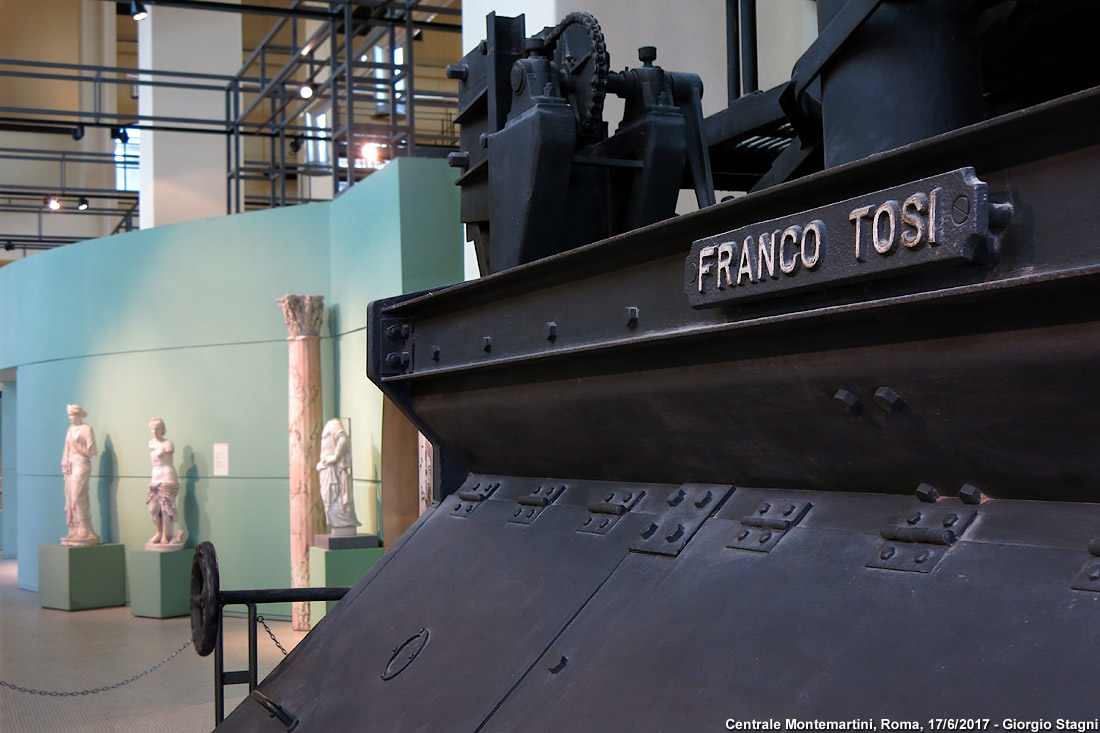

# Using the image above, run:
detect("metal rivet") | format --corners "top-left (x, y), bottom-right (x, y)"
top-left (604, 493), bottom-right (614, 502)
top-left (738, 529), bottom-right (750, 541)
top-left (465, 504), bottom-right (473, 513)
top-left (431, 345), bottom-right (440, 361)
top-left (783, 504), bottom-right (796, 516)
top-left (545, 321), bottom-right (557, 342)
top-left (694, 490), bottom-right (713, 509)
top-left (943, 513), bottom-right (958, 528)
top-left (1089, 565), bottom-right (1100, 582)
top-left (482, 336), bottom-right (492, 353)
top-left (667, 489), bottom-right (685, 506)
top-left (914, 550), bottom-right (932, 564)
top-left (453, 505), bottom-right (461, 512)
top-left (582, 516), bottom-right (592, 526)
top-left (513, 508), bottom-right (521, 517)
top-left (599, 518), bottom-right (609, 529)
top-left (758, 531), bottom-right (772, 544)
top-left (625, 306), bottom-right (639, 328)
top-left (525, 508), bottom-right (535, 518)
top-left (641, 523), bottom-right (658, 539)
top-left (880, 546), bottom-right (896, 560)
top-left (758, 503), bottom-right (771, 515)
top-left (907, 511), bottom-right (922, 525)
top-left (666, 524), bottom-right (685, 542)
top-left (623, 492), bottom-right (632, 502)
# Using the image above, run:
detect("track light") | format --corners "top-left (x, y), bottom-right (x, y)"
top-left (77, 197), bottom-right (90, 211)
top-left (71, 125), bottom-right (85, 141)
top-left (44, 196), bottom-right (61, 211)
top-left (289, 136), bottom-right (303, 154)
top-left (299, 84), bottom-right (315, 100)
top-left (3, 241), bottom-right (12, 252)
top-left (130, 1), bottom-right (149, 21)
top-left (111, 127), bottom-right (129, 144)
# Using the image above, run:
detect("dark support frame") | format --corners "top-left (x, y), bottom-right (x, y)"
top-left (212, 586), bottom-right (349, 724)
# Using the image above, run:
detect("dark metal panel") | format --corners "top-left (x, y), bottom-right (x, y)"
top-left (217, 475), bottom-right (676, 731)
top-left (483, 492), bottom-right (1100, 730)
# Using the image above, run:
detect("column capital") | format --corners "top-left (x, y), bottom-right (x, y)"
top-left (278, 294), bottom-right (325, 338)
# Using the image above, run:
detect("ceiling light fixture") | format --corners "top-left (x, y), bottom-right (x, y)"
top-left (130, 1), bottom-right (149, 21)
top-left (289, 136), bottom-right (303, 154)
top-left (77, 196), bottom-right (90, 211)
top-left (299, 84), bottom-right (315, 100)
top-left (111, 127), bottom-right (130, 144)
top-left (45, 196), bottom-right (61, 211)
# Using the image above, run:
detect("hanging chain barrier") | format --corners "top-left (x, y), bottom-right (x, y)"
top-left (0, 639), bottom-right (193, 697)
top-left (256, 615), bottom-right (289, 657)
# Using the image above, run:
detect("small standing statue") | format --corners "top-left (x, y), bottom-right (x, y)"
top-left (316, 418), bottom-right (360, 535)
top-left (61, 404), bottom-right (100, 546)
top-left (146, 418), bottom-right (184, 551)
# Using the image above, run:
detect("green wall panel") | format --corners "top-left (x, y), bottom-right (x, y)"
top-left (0, 158), bottom-right (462, 612)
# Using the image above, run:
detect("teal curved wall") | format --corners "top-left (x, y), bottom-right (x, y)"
top-left (0, 158), bottom-right (462, 615)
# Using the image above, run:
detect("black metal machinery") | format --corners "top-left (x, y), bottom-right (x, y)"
top-left (219, 1), bottom-right (1100, 729)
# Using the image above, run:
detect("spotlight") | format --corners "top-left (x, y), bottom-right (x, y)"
top-left (111, 127), bottom-right (129, 144)
top-left (3, 241), bottom-right (12, 252)
top-left (77, 197), bottom-right (90, 211)
top-left (361, 141), bottom-right (384, 169)
top-left (299, 84), bottom-right (315, 100)
top-left (130, 1), bottom-right (149, 21)
top-left (289, 136), bottom-right (303, 154)
top-left (44, 196), bottom-right (61, 211)
top-left (71, 124), bottom-right (85, 141)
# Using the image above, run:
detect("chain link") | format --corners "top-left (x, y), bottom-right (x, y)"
top-left (0, 639), bottom-right (192, 697)
top-left (256, 615), bottom-right (288, 657)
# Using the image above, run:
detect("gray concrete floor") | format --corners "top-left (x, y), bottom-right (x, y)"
top-left (0, 558), bottom-right (307, 732)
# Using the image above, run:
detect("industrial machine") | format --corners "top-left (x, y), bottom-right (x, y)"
top-left (216, 2), bottom-right (1100, 729)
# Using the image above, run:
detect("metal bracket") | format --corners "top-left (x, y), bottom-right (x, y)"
top-left (450, 480), bottom-right (501, 517)
top-left (866, 503), bottom-right (976, 573)
top-left (727, 500), bottom-right (812, 553)
top-left (578, 489), bottom-right (645, 535)
top-left (378, 317), bottom-right (413, 377)
top-left (509, 483), bottom-right (567, 525)
top-left (630, 484), bottom-right (733, 557)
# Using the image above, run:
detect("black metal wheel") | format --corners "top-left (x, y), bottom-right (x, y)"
top-left (190, 541), bottom-right (221, 657)
top-left (545, 12), bottom-right (609, 143)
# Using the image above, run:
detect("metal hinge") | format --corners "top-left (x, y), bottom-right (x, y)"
top-left (509, 484), bottom-right (566, 525)
top-left (866, 501), bottom-right (976, 573)
top-left (726, 500), bottom-right (812, 553)
top-left (450, 480), bottom-right (500, 517)
top-left (577, 489), bottom-right (645, 535)
top-left (630, 484), bottom-right (734, 557)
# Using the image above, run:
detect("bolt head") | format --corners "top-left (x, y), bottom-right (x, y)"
top-left (833, 388), bottom-right (861, 413)
top-left (873, 386), bottom-right (904, 412)
top-left (1089, 565), bottom-right (1100, 582)
top-left (958, 484), bottom-right (982, 505)
top-left (906, 511), bottom-right (922, 525)
top-left (915, 483), bottom-right (940, 503)
top-left (880, 546), bottom-right (896, 561)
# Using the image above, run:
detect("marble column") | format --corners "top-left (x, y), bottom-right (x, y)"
top-left (278, 294), bottom-right (326, 631)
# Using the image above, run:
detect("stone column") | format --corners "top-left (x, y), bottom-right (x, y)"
top-left (278, 294), bottom-right (326, 631)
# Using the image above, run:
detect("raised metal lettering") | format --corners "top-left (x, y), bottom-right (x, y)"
top-left (737, 241), bottom-right (755, 285)
top-left (757, 231), bottom-right (777, 281)
top-left (802, 220), bottom-right (824, 269)
top-left (849, 206), bottom-right (872, 261)
top-left (873, 200), bottom-right (899, 255)
top-left (780, 226), bottom-right (801, 275)
top-left (697, 246), bottom-right (716, 293)
top-left (901, 193), bottom-right (927, 249)
top-left (716, 243), bottom-right (734, 288)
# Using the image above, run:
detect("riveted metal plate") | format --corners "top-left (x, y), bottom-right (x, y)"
top-left (630, 484), bottom-right (734, 556)
top-left (1071, 561), bottom-right (1100, 592)
top-left (867, 543), bottom-right (948, 574)
top-left (727, 499), bottom-right (812, 553)
top-left (509, 483), bottom-right (567, 525)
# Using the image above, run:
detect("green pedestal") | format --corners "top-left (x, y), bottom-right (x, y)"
top-left (309, 545), bottom-right (384, 621)
top-left (39, 544), bottom-right (126, 611)
top-left (130, 549), bottom-right (192, 618)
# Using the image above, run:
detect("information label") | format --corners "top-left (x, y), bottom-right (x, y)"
top-left (213, 442), bottom-right (229, 476)
top-left (685, 167), bottom-right (991, 307)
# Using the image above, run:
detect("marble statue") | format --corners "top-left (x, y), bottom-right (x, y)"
top-left (61, 404), bottom-right (100, 546)
top-left (146, 418), bottom-right (184, 551)
top-left (316, 417), bottom-right (360, 535)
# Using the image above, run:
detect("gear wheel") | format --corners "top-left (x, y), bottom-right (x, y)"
top-left (544, 12), bottom-right (610, 142)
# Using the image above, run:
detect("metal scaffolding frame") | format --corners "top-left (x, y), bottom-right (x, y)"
top-left (0, 0), bottom-right (461, 249)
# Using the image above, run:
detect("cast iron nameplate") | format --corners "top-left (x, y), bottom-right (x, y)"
top-left (685, 167), bottom-right (991, 307)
